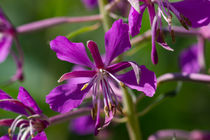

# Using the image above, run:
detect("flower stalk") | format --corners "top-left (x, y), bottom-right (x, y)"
top-left (49, 108), bottom-right (91, 125)
top-left (122, 85), bottom-right (142, 140)
top-left (98, 0), bottom-right (113, 31)
top-left (16, 15), bottom-right (101, 34)
top-left (157, 73), bottom-right (210, 85)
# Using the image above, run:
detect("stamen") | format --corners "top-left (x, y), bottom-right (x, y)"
top-left (91, 104), bottom-right (97, 120)
top-left (104, 105), bottom-right (109, 117)
top-left (81, 83), bottom-right (89, 91)
top-left (21, 127), bottom-right (30, 140)
top-left (170, 29), bottom-right (175, 42)
top-left (103, 70), bottom-right (122, 85)
top-left (9, 115), bottom-right (23, 138)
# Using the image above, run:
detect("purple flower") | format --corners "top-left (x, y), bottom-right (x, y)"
top-left (70, 115), bottom-right (95, 135)
top-left (199, 24), bottom-right (210, 39)
top-left (0, 7), bottom-right (23, 82)
top-left (46, 19), bottom-right (157, 134)
top-left (190, 130), bottom-right (210, 140)
top-left (82, 0), bottom-right (98, 9)
top-left (179, 44), bottom-right (201, 74)
top-left (69, 67), bottom-right (122, 135)
top-left (0, 8), bottom-right (14, 63)
top-left (148, 129), bottom-right (210, 140)
top-left (128, 0), bottom-right (210, 64)
top-left (0, 87), bottom-right (49, 140)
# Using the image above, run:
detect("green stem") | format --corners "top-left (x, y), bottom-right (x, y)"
top-left (122, 86), bottom-right (142, 140)
top-left (98, 0), bottom-right (113, 31)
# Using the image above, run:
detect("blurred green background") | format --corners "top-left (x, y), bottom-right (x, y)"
top-left (0, 0), bottom-right (210, 139)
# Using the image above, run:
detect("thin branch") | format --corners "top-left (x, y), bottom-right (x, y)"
top-left (16, 15), bottom-right (102, 34)
top-left (49, 108), bottom-right (91, 126)
top-left (157, 73), bottom-right (210, 85)
top-left (130, 30), bottom-right (152, 45)
top-left (163, 26), bottom-right (200, 36)
top-left (148, 129), bottom-right (190, 140)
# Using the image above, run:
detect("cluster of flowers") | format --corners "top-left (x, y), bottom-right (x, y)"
top-left (0, 0), bottom-right (210, 139)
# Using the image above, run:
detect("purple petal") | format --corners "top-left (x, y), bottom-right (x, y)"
top-left (107, 62), bottom-right (131, 73)
top-left (17, 87), bottom-right (42, 114)
top-left (190, 130), bottom-right (210, 140)
top-left (58, 70), bottom-right (96, 83)
top-left (94, 101), bottom-right (101, 135)
top-left (129, 4), bottom-right (147, 37)
top-left (70, 115), bottom-right (95, 135)
top-left (50, 36), bottom-right (94, 68)
top-left (87, 40), bottom-right (104, 68)
top-left (179, 44), bottom-right (200, 74)
top-left (151, 17), bottom-right (158, 65)
top-left (117, 65), bottom-right (157, 97)
top-left (0, 35), bottom-right (13, 63)
top-left (0, 135), bottom-right (17, 140)
top-left (32, 132), bottom-right (47, 140)
top-left (0, 99), bottom-right (29, 115)
top-left (0, 90), bottom-right (12, 99)
top-left (172, 0), bottom-right (210, 28)
top-left (46, 83), bottom-right (92, 113)
top-left (82, 0), bottom-right (98, 9)
top-left (0, 119), bottom-right (14, 127)
top-left (104, 19), bottom-right (131, 65)
top-left (67, 65), bottom-right (91, 85)
top-left (102, 112), bottom-right (113, 129)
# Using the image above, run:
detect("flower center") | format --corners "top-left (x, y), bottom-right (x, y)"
top-left (8, 114), bottom-right (49, 140)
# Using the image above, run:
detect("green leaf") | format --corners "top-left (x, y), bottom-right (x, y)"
top-left (66, 23), bottom-right (101, 39)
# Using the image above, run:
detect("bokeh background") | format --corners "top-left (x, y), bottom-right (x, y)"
top-left (0, 0), bottom-right (210, 139)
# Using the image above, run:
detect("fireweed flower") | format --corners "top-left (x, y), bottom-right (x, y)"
top-left (0, 87), bottom-right (49, 140)
top-left (179, 45), bottom-right (200, 74)
top-left (128, 0), bottom-right (210, 64)
top-left (148, 129), bottom-right (210, 140)
top-left (69, 66), bottom-right (122, 135)
top-left (0, 7), bottom-right (24, 82)
top-left (179, 25), bottom-right (210, 74)
top-left (46, 19), bottom-right (157, 134)
top-left (82, 0), bottom-right (98, 9)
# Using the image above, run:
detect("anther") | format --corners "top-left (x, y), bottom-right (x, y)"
top-left (117, 104), bottom-right (124, 115)
top-left (170, 29), bottom-right (175, 43)
top-left (119, 82), bottom-right (125, 88)
top-left (104, 106), bottom-right (109, 117)
top-left (81, 83), bottom-right (89, 91)
top-left (91, 104), bottom-right (97, 120)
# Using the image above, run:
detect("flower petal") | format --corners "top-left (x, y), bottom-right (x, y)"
top-left (32, 132), bottom-right (47, 140)
top-left (0, 119), bottom-right (14, 127)
top-left (82, 0), bottom-right (98, 9)
top-left (0, 135), bottom-right (17, 140)
top-left (67, 65), bottom-right (91, 85)
top-left (179, 44), bottom-right (200, 74)
top-left (151, 16), bottom-right (158, 65)
top-left (172, 0), bottom-right (210, 28)
top-left (58, 70), bottom-right (96, 83)
top-left (117, 65), bottom-right (157, 97)
top-left (129, 4), bottom-right (147, 37)
top-left (87, 40), bottom-right (104, 68)
top-left (0, 99), bottom-right (29, 115)
top-left (70, 115), bottom-right (95, 135)
top-left (0, 90), bottom-right (12, 99)
top-left (46, 83), bottom-right (92, 113)
top-left (17, 87), bottom-right (42, 114)
top-left (0, 35), bottom-right (13, 63)
top-left (104, 19), bottom-right (131, 65)
top-left (50, 36), bottom-right (94, 68)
